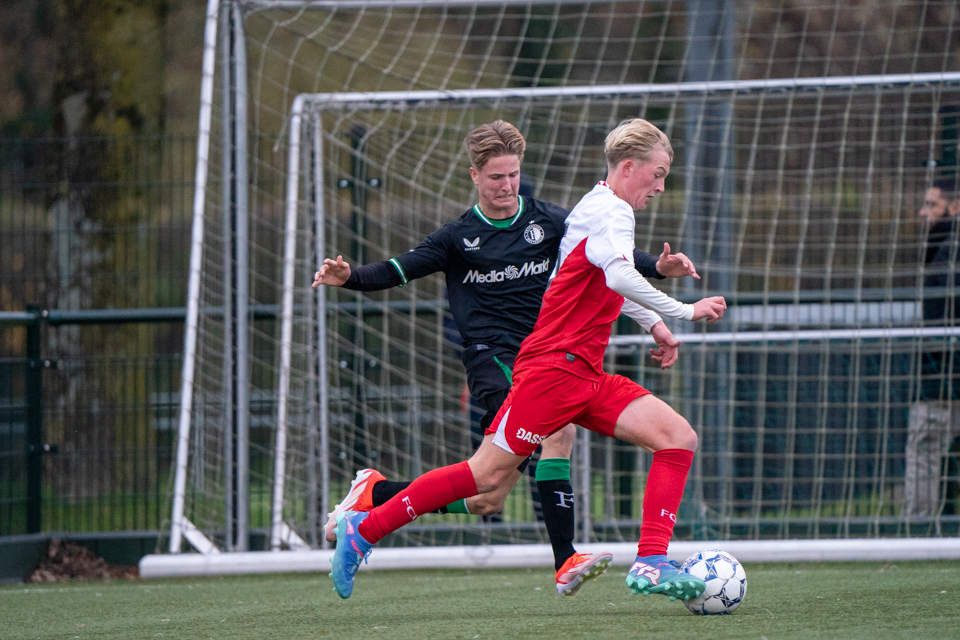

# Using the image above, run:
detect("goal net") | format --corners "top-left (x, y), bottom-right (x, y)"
top-left (169, 0), bottom-right (960, 557)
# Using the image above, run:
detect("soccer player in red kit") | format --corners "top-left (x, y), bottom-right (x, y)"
top-left (329, 117), bottom-right (726, 603)
top-left (316, 121), bottom-right (700, 598)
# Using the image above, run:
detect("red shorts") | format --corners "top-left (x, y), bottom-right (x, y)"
top-left (484, 354), bottom-right (651, 456)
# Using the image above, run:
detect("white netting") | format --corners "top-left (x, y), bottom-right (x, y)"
top-left (174, 1), bottom-right (960, 553)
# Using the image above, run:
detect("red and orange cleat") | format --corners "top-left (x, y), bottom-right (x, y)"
top-left (555, 551), bottom-right (614, 596)
top-left (323, 468), bottom-right (386, 543)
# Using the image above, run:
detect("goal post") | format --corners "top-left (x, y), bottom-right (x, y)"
top-left (169, 0), bottom-right (221, 556)
top-left (164, 0), bottom-right (960, 570)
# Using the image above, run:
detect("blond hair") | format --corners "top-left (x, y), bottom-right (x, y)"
top-left (604, 118), bottom-right (673, 171)
top-left (464, 120), bottom-right (526, 170)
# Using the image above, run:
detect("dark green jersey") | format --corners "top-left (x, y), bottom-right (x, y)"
top-left (343, 196), bottom-right (661, 353)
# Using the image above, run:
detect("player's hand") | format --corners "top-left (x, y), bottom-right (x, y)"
top-left (691, 296), bottom-right (726, 323)
top-left (655, 243), bottom-right (700, 279)
top-left (648, 321), bottom-right (681, 369)
top-left (312, 255), bottom-right (351, 288)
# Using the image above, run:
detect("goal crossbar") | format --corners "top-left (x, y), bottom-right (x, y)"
top-left (290, 72), bottom-right (960, 115)
top-left (244, 0), bottom-right (598, 8)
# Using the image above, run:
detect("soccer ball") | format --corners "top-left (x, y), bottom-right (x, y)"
top-left (679, 549), bottom-right (747, 615)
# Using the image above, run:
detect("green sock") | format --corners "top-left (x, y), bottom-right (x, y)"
top-left (445, 498), bottom-right (470, 514)
top-left (535, 457), bottom-right (571, 482)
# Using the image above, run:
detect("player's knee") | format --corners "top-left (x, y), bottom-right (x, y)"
top-left (469, 496), bottom-right (505, 516)
top-left (473, 477), bottom-right (496, 495)
top-left (654, 416), bottom-right (697, 452)
top-left (674, 419), bottom-right (698, 452)
top-left (541, 424), bottom-right (576, 458)
top-left (681, 422), bottom-right (698, 452)
top-left (474, 467), bottom-right (513, 495)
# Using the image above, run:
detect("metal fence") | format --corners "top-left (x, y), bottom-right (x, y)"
top-left (0, 136), bottom-right (195, 536)
top-left (3, 131), bottom-right (959, 547)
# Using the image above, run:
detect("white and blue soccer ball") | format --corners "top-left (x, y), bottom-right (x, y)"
top-left (679, 549), bottom-right (747, 615)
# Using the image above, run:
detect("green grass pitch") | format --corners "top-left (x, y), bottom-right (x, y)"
top-left (3, 561), bottom-right (959, 639)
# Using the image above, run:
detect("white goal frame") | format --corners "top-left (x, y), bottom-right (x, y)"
top-left (162, 0), bottom-right (960, 574)
top-left (271, 70), bottom-right (960, 552)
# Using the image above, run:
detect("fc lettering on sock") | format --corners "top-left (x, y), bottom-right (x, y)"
top-left (402, 496), bottom-right (418, 521)
top-left (660, 509), bottom-right (677, 522)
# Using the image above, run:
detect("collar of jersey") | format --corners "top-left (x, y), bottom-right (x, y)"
top-left (472, 196), bottom-right (524, 229)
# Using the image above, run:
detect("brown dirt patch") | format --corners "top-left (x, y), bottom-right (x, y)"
top-left (25, 538), bottom-right (139, 583)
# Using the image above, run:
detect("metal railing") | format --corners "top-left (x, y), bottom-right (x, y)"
top-left (0, 134), bottom-right (197, 537)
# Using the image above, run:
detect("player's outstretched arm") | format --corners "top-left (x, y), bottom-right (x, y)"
top-left (605, 258), bottom-right (694, 320)
top-left (312, 255), bottom-right (351, 288)
top-left (655, 242), bottom-right (700, 280)
top-left (312, 255), bottom-right (415, 292)
top-left (690, 296), bottom-right (727, 323)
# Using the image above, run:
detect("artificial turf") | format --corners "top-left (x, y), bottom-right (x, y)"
top-left (2, 560), bottom-right (959, 639)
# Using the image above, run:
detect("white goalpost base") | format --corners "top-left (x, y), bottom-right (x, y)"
top-left (139, 538), bottom-right (960, 579)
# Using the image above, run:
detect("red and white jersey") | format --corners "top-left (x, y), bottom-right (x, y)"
top-left (515, 182), bottom-right (691, 377)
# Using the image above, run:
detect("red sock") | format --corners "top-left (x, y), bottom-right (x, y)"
top-left (638, 448), bottom-right (694, 557)
top-left (358, 461), bottom-right (478, 544)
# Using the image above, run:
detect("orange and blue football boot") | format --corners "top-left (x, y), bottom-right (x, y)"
top-left (329, 510), bottom-right (374, 599)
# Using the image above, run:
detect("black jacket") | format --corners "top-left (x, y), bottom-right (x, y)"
top-left (923, 217), bottom-right (959, 325)
top-left (921, 217), bottom-right (959, 400)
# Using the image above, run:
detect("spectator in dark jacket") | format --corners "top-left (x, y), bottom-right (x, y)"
top-left (906, 177), bottom-right (960, 516)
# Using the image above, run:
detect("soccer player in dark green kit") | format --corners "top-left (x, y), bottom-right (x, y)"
top-left (314, 120), bottom-right (698, 596)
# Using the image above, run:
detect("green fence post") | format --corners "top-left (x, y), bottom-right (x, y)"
top-left (25, 305), bottom-right (42, 533)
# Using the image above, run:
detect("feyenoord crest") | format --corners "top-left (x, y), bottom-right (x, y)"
top-left (523, 223), bottom-right (545, 244)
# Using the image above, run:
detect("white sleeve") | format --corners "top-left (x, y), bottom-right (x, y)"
top-left (605, 258), bottom-right (695, 320)
top-left (584, 200), bottom-right (638, 270)
top-left (620, 298), bottom-right (663, 332)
